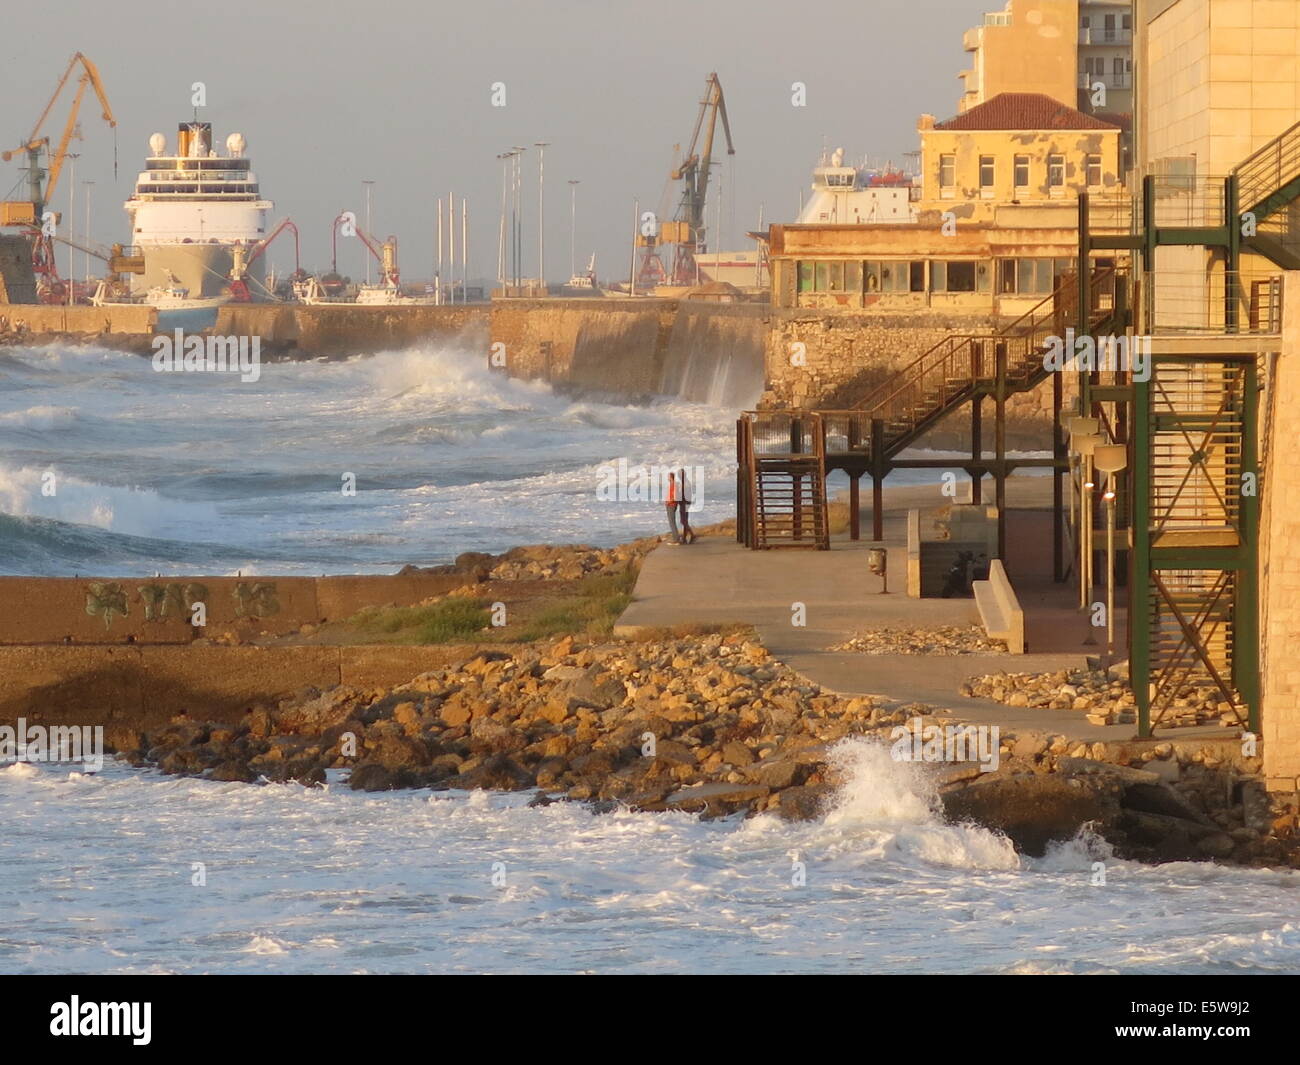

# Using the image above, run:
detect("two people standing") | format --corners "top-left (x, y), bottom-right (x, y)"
top-left (664, 470), bottom-right (696, 545)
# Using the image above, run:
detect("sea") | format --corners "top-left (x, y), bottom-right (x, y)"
top-left (1, 340), bottom-right (1297, 974)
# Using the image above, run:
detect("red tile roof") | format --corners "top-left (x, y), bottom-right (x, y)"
top-left (936, 93), bottom-right (1121, 131)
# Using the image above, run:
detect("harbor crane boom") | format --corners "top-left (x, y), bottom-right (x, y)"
top-left (331, 212), bottom-right (400, 287)
top-left (638, 72), bottom-right (735, 289)
top-left (2, 51), bottom-right (117, 224)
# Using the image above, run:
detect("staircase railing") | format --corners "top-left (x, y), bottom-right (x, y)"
top-left (847, 266), bottom-right (1120, 457)
top-left (1233, 117), bottom-right (1300, 218)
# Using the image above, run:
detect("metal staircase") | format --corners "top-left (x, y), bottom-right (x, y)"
top-left (737, 412), bottom-right (829, 549)
top-left (845, 265), bottom-right (1124, 465)
top-left (1234, 118), bottom-right (1300, 270)
top-left (736, 268), bottom-right (1128, 551)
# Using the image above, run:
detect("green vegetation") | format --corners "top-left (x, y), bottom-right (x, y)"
top-left (511, 568), bottom-right (638, 642)
top-left (351, 597), bottom-right (491, 644)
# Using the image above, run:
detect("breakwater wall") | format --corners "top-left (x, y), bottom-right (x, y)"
top-left (489, 298), bottom-right (768, 406)
top-left (214, 303), bottom-right (488, 357)
top-left (0, 303), bottom-right (157, 337)
top-left (0, 572), bottom-right (471, 646)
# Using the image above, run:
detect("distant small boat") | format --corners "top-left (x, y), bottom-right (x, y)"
top-left (562, 254), bottom-right (604, 295)
top-left (353, 283), bottom-right (437, 306)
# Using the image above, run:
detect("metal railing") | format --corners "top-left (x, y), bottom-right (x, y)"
top-left (1233, 118), bottom-right (1300, 216)
top-left (1145, 269), bottom-right (1283, 335)
top-left (846, 267), bottom-right (1121, 457)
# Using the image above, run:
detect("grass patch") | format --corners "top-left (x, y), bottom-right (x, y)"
top-left (510, 568), bottom-right (638, 642)
top-left (351, 597), bottom-right (492, 644)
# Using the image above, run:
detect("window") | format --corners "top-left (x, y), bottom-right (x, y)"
top-left (979, 155), bottom-right (995, 195)
top-left (1086, 154), bottom-right (1102, 187)
top-left (1113, 57), bottom-right (1124, 76)
top-left (998, 258), bottom-right (1056, 295)
top-left (932, 260), bottom-right (977, 293)
top-left (1013, 155), bottom-right (1029, 189)
top-left (939, 154), bottom-right (956, 197)
top-left (1048, 154), bottom-right (1065, 189)
top-left (864, 260), bottom-right (924, 293)
top-left (798, 261), bottom-right (815, 293)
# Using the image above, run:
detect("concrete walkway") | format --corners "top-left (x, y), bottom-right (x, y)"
top-left (616, 478), bottom-right (1137, 743)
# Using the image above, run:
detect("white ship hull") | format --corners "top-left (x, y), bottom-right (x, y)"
top-left (133, 243), bottom-right (261, 300)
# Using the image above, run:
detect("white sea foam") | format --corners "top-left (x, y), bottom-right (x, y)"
top-left (1, 750), bottom-right (1296, 974)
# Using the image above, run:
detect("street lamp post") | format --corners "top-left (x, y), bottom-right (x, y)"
top-left (82, 180), bottom-right (94, 287)
top-left (362, 180), bottom-right (375, 284)
top-left (534, 142), bottom-right (548, 293)
top-left (1094, 443), bottom-right (1128, 673)
top-left (511, 147), bottom-right (528, 289)
top-left (568, 179), bottom-right (580, 280)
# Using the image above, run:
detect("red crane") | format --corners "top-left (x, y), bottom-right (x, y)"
top-left (228, 218), bottom-right (302, 302)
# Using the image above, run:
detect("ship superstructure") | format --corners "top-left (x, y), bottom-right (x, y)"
top-left (125, 122), bottom-right (272, 299)
top-left (796, 148), bottom-right (918, 225)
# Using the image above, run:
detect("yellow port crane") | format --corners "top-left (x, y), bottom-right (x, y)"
top-left (639, 72), bottom-right (734, 288)
top-left (3, 51), bottom-right (116, 221)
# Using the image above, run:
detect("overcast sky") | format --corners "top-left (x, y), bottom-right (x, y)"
top-left (3, 0), bottom-right (990, 284)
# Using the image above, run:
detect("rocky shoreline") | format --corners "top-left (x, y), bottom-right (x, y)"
top-left (107, 618), bottom-right (1298, 868)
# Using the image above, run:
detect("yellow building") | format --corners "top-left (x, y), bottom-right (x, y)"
top-left (959, 0), bottom-right (1080, 112)
top-left (918, 92), bottom-right (1124, 223)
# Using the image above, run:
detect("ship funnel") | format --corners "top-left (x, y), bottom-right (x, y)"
top-left (149, 132), bottom-right (166, 156)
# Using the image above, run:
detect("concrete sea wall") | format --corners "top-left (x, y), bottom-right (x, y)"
top-left (214, 303), bottom-right (488, 357)
top-left (0, 572), bottom-right (472, 646)
top-left (489, 297), bottom-right (769, 407)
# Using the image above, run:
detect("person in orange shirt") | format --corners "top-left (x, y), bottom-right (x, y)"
top-left (665, 471), bottom-right (681, 544)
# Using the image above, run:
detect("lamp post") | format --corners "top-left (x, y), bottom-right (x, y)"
top-left (534, 141), bottom-right (548, 292)
top-left (82, 180), bottom-right (94, 287)
top-left (1067, 416), bottom-right (1100, 610)
top-left (497, 152), bottom-right (511, 289)
top-left (1094, 443), bottom-right (1128, 673)
top-left (362, 180), bottom-right (375, 284)
top-left (568, 179), bottom-right (580, 280)
top-left (511, 147), bottom-right (528, 289)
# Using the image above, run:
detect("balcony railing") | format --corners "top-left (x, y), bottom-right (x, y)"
top-left (1079, 27), bottom-right (1132, 44)
top-left (1079, 71), bottom-right (1132, 90)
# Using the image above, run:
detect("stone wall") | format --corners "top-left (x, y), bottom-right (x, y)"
top-left (659, 301), bottom-right (768, 407)
top-left (214, 303), bottom-right (488, 357)
top-left (763, 308), bottom-right (1070, 447)
top-left (490, 298), bottom-right (678, 398)
top-left (0, 303), bottom-right (157, 336)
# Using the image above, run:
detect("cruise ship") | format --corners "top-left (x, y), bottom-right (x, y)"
top-left (124, 122), bottom-right (273, 300)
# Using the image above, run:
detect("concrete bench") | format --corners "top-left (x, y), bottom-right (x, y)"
top-left (972, 559), bottom-right (1025, 653)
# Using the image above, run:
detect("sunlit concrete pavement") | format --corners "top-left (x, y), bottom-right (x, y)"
top-left (616, 478), bottom-right (1135, 743)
